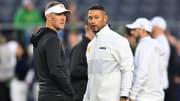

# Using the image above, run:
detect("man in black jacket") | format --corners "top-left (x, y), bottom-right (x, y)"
top-left (30, 1), bottom-right (74, 101)
top-left (70, 24), bottom-right (94, 101)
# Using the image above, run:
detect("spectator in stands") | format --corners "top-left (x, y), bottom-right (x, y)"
top-left (68, 2), bottom-right (82, 23)
top-left (66, 1), bottom-right (83, 42)
top-left (126, 18), bottom-right (164, 101)
top-left (13, 0), bottom-right (44, 46)
top-left (173, 40), bottom-right (180, 101)
top-left (67, 25), bottom-right (82, 48)
top-left (0, 34), bottom-right (23, 101)
top-left (10, 42), bottom-right (30, 101)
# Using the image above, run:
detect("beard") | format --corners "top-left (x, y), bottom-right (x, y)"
top-left (92, 30), bottom-right (100, 34)
top-left (134, 33), bottom-right (140, 43)
top-left (91, 26), bottom-right (100, 34)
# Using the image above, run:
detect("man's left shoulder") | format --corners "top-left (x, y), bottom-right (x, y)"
top-left (111, 30), bottom-right (128, 42)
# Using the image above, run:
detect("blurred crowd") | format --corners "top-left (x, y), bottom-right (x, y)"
top-left (0, 0), bottom-right (180, 101)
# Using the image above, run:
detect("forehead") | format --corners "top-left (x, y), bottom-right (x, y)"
top-left (88, 10), bottom-right (104, 16)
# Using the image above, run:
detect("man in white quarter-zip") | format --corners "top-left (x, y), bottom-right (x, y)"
top-left (83, 4), bottom-right (134, 101)
top-left (126, 18), bottom-right (164, 101)
top-left (151, 16), bottom-right (170, 92)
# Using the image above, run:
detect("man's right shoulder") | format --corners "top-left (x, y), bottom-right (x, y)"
top-left (38, 28), bottom-right (58, 41)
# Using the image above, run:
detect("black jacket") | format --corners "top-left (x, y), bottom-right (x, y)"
top-left (69, 36), bottom-right (90, 101)
top-left (31, 27), bottom-right (74, 100)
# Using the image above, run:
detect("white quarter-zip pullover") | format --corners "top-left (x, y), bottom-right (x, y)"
top-left (130, 36), bottom-right (164, 101)
top-left (155, 34), bottom-right (170, 90)
top-left (83, 25), bottom-right (134, 101)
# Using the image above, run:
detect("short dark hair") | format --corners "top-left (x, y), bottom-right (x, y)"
top-left (45, 1), bottom-right (62, 10)
top-left (88, 4), bottom-right (105, 11)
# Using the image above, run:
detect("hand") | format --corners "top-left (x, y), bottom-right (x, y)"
top-left (174, 75), bottom-right (180, 84)
top-left (120, 98), bottom-right (128, 101)
top-left (129, 98), bottom-right (134, 101)
top-left (84, 25), bottom-right (94, 40)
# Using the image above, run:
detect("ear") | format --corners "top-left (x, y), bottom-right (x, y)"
top-left (104, 15), bottom-right (108, 23)
top-left (45, 14), bottom-right (52, 21)
top-left (130, 30), bottom-right (134, 35)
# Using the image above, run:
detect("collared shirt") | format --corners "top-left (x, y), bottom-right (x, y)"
top-left (130, 36), bottom-right (164, 101)
top-left (155, 34), bottom-right (170, 89)
top-left (83, 25), bottom-right (134, 101)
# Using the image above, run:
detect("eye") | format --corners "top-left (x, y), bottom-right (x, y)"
top-left (94, 16), bottom-right (99, 19)
top-left (88, 16), bottom-right (92, 20)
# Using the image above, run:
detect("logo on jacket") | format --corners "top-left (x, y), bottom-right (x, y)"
top-left (99, 47), bottom-right (107, 50)
top-left (87, 47), bottom-right (91, 54)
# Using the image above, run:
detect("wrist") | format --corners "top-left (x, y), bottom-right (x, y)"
top-left (120, 96), bottom-right (128, 100)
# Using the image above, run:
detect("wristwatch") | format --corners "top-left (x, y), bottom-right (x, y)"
top-left (120, 96), bottom-right (128, 100)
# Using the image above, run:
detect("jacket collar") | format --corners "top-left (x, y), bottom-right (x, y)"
top-left (140, 36), bottom-right (151, 42)
top-left (96, 24), bottom-right (110, 37)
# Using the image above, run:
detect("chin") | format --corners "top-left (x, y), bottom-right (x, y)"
top-left (93, 29), bottom-right (100, 33)
top-left (58, 26), bottom-right (65, 30)
top-left (91, 28), bottom-right (97, 32)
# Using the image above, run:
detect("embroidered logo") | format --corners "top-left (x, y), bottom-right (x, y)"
top-left (87, 47), bottom-right (91, 54)
top-left (99, 47), bottom-right (107, 50)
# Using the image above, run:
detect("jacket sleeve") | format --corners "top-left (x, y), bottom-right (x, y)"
top-left (45, 38), bottom-right (73, 96)
top-left (112, 39), bottom-right (134, 97)
top-left (130, 45), bottom-right (149, 100)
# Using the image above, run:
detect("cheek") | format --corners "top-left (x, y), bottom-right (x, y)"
top-left (60, 16), bottom-right (66, 21)
top-left (55, 17), bottom-right (60, 22)
top-left (130, 31), bottom-right (135, 35)
top-left (51, 17), bottom-right (57, 23)
top-left (88, 19), bottom-right (92, 24)
top-left (135, 31), bottom-right (139, 36)
top-left (132, 32), bottom-right (136, 36)
top-left (131, 31), bottom-right (138, 37)
top-left (97, 19), bottom-right (104, 26)
top-left (54, 16), bottom-right (62, 22)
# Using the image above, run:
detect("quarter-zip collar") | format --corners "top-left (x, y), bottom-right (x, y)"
top-left (96, 24), bottom-right (109, 37)
top-left (140, 36), bottom-right (151, 43)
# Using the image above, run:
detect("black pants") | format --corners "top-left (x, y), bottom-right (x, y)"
top-left (72, 80), bottom-right (87, 101)
top-left (38, 93), bottom-right (73, 101)
top-left (0, 81), bottom-right (11, 101)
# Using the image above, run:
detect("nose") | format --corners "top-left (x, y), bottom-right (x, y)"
top-left (59, 14), bottom-right (66, 21)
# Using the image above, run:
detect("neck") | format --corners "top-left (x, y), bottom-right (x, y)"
top-left (153, 28), bottom-right (164, 38)
top-left (101, 24), bottom-right (107, 30)
top-left (153, 31), bottom-right (164, 38)
top-left (94, 24), bottom-right (107, 34)
top-left (140, 32), bottom-right (149, 40)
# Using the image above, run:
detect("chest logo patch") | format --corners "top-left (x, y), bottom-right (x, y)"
top-left (99, 47), bottom-right (107, 50)
top-left (87, 47), bottom-right (91, 54)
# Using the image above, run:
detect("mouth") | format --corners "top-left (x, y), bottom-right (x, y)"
top-left (90, 25), bottom-right (97, 29)
top-left (59, 23), bottom-right (65, 25)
